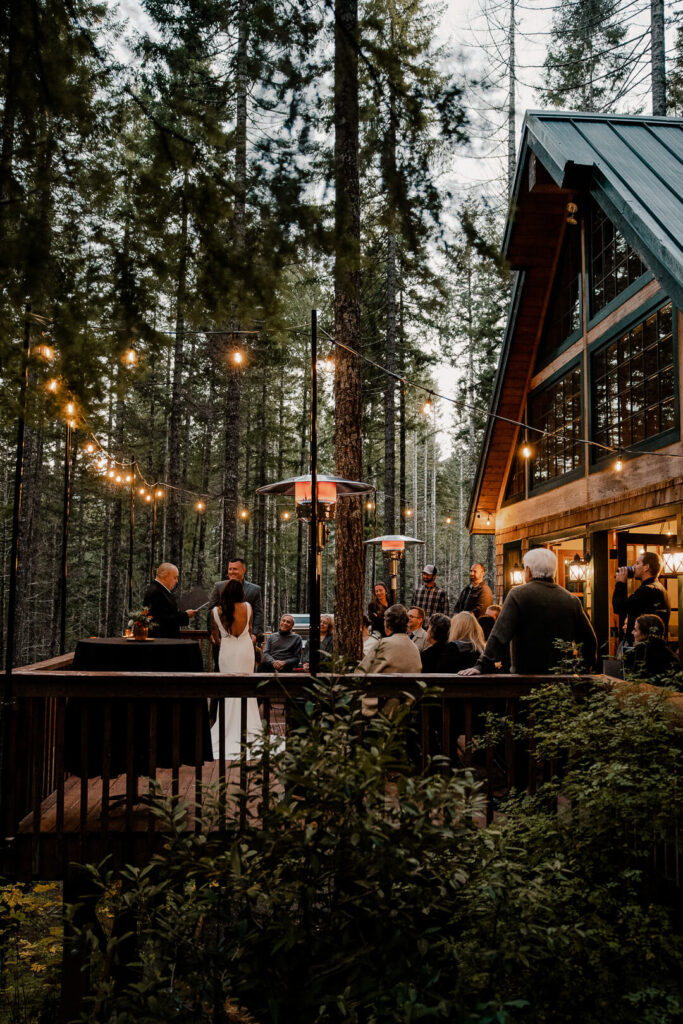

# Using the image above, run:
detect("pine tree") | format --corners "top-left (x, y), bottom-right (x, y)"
top-left (540, 0), bottom-right (631, 112)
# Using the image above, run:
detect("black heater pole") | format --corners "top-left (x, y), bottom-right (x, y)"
top-left (60, 419), bottom-right (72, 655)
top-left (309, 309), bottom-right (320, 677)
top-left (128, 460), bottom-right (134, 613)
top-left (151, 491), bottom-right (158, 578)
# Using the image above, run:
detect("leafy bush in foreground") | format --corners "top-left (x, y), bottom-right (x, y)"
top-left (73, 680), bottom-right (683, 1024)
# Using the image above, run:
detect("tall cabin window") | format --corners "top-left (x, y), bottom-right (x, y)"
top-left (536, 226), bottom-right (582, 366)
top-left (529, 366), bottom-right (583, 488)
top-left (592, 302), bottom-right (674, 457)
top-left (590, 202), bottom-right (647, 314)
top-left (504, 449), bottom-right (526, 502)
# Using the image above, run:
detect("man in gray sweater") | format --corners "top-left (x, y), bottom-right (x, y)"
top-left (459, 547), bottom-right (597, 676)
top-left (259, 614), bottom-right (302, 673)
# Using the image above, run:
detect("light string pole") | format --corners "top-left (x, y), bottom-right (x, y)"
top-left (128, 460), bottom-right (135, 613)
top-left (59, 414), bottom-right (73, 655)
top-left (309, 308), bottom-right (320, 677)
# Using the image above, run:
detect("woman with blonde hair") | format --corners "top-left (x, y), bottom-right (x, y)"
top-left (438, 612), bottom-right (485, 672)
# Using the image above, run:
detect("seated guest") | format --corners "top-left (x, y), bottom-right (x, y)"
top-left (420, 613), bottom-right (451, 673)
top-left (144, 562), bottom-right (197, 638)
top-left (477, 603), bottom-right (502, 641)
top-left (356, 604), bottom-right (422, 675)
top-left (302, 614), bottom-right (334, 669)
top-left (259, 614), bottom-right (302, 673)
top-left (624, 614), bottom-right (681, 684)
top-left (407, 606), bottom-right (428, 652)
top-left (362, 614), bottom-right (378, 657)
top-left (368, 582), bottom-right (390, 637)
top-left (438, 612), bottom-right (485, 673)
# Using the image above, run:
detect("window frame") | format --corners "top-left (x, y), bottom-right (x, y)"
top-left (588, 295), bottom-right (678, 472)
top-left (587, 199), bottom-right (653, 327)
top-left (527, 356), bottom-right (585, 497)
top-left (535, 226), bottom-right (584, 372)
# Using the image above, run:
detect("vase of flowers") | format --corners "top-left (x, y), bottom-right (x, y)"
top-left (129, 609), bottom-right (156, 640)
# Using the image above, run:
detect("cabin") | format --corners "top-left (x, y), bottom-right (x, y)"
top-left (468, 112), bottom-right (683, 657)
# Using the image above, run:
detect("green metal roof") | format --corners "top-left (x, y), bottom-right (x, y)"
top-left (506, 110), bottom-right (683, 310)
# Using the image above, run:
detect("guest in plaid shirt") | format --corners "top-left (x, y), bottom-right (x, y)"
top-left (411, 564), bottom-right (449, 623)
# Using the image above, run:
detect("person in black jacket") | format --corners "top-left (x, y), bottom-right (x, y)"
top-left (143, 563), bottom-right (198, 638)
top-left (623, 613), bottom-right (681, 684)
top-left (613, 551), bottom-right (670, 647)
top-left (420, 613), bottom-right (451, 672)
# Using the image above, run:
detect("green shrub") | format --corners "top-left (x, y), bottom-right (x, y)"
top-left (72, 678), bottom-right (683, 1024)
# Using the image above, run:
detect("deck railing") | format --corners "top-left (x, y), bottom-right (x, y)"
top-left (2, 652), bottom-right (681, 888)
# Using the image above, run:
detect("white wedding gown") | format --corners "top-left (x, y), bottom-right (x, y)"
top-left (211, 603), bottom-right (262, 759)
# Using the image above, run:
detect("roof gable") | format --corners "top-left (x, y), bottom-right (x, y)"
top-left (468, 111), bottom-right (683, 533)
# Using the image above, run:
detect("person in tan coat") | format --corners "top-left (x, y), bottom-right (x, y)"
top-left (356, 604), bottom-right (422, 674)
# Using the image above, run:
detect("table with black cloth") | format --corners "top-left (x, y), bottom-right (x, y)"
top-left (65, 638), bottom-right (212, 777)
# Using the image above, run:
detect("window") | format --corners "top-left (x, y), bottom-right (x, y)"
top-left (590, 202), bottom-right (647, 314)
top-left (504, 450), bottom-right (526, 503)
top-left (592, 302), bottom-right (674, 457)
top-left (536, 226), bottom-right (582, 366)
top-left (529, 366), bottom-right (583, 488)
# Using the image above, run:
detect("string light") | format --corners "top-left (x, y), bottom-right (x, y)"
top-left (108, 470), bottom-right (115, 479)
top-left (138, 487), bottom-right (146, 496)
top-left (65, 401), bottom-right (75, 416)
top-left (240, 509), bottom-right (249, 519)
top-left (123, 348), bottom-right (138, 367)
top-left (84, 443), bottom-right (95, 454)
top-left (115, 474), bottom-right (122, 483)
top-left (422, 399), bottom-right (432, 415)
top-left (231, 348), bottom-right (244, 365)
top-left (156, 489), bottom-right (164, 498)
top-left (145, 494), bottom-right (152, 503)
top-left (404, 508), bottom-right (413, 518)
top-left (282, 511), bottom-right (290, 520)
top-left (195, 501), bottom-right (205, 512)
top-left (47, 379), bottom-right (59, 393)
top-left (125, 473), bottom-right (133, 483)
top-left (445, 516), bottom-right (452, 524)
top-left (366, 500), bottom-right (374, 510)
top-left (615, 456), bottom-right (623, 472)
top-left (522, 444), bottom-right (531, 459)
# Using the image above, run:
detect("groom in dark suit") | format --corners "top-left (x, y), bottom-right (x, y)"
top-left (207, 559), bottom-right (264, 667)
top-left (144, 562), bottom-right (198, 638)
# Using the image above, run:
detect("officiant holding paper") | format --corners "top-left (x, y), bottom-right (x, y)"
top-left (144, 562), bottom-right (198, 638)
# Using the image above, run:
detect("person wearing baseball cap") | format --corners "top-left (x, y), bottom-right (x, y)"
top-left (410, 563), bottom-right (449, 624)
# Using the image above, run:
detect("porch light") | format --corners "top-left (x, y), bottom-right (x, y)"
top-left (661, 539), bottom-right (683, 575)
top-left (510, 563), bottom-right (524, 586)
top-left (568, 553), bottom-right (590, 583)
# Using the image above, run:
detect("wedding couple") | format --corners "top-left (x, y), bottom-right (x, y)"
top-left (208, 559), bottom-right (263, 760)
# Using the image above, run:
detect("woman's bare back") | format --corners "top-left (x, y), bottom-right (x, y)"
top-left (222, 601), bottom-right (250, 637)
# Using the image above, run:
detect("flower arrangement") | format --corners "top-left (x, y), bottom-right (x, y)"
top-left (129, 608), bottom-right (156, 626)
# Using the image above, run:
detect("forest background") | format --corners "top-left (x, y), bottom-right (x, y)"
top-left (1, 0), bottom-right (681, 665)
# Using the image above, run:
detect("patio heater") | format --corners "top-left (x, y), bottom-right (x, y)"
top-left (364, 534), bottom-right (424, 606)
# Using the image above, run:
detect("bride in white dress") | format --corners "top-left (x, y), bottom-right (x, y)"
top-left (210, 579), bottom-right (262, 760)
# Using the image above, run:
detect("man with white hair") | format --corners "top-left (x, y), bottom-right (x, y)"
top-left (459, 547), bottom-right (597, 675)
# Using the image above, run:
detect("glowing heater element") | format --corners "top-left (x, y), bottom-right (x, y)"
top-left (381, 539), bottom-right (406, 552)
top-left (294, 480), bottom-right (337, 504)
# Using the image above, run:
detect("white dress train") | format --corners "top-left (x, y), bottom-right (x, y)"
top-left (210, 603), bottom-right (262, 759)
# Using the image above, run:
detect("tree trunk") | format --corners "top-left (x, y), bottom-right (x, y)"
top-left (296, 368), bottom-right (308, 611)
top-left (333, 0), bottom-right (363, 662)
top-left (383, 232), bottom-right (396, 534)
top-left (255, 372), bottom-right (268, 595)
top-left (168, 171), bottom-right (190, 573)
top-left (651, 0), bottom-right (666, 115)
top-left (507, 0), bottom-right (516, 197)
top-left (398, 289), bottom-right (406, 601)
top-left (0, 0), bottom-right (18, 240)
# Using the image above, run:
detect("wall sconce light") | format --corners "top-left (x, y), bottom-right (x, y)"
top-left (567, 552), bottom-right (591, 583)
top-left (510, 562), bottom-right (524, 586)
top-left (662, 538), bottom-right (683, 575)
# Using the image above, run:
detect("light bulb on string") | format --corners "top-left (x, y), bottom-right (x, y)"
top-left (615, 455), bottom-right (623, 472)
top-left (123, 348), bottom-right (138, 367)
top-left (115, 474), bottom-right (122, 483)
top-left (139, 487), bottom-right (146, 496)
top-left (156, 489), bottom-right (164, 499)
top-left (231, 348), bottom-right (244, 365)
top-left (66, 401), bottom-right (75, 416)
top-left (282, 511), bottom-right (290, 520)
top-left (240, 509), bottom-right (249, 519)
top-left (125, 474), bottom-right (133, 484)
top-left (84, 442), bottom-right (95, 454)
top-left (146, 494), bottom-right (152, 502)
top-left (446, 516), bottom-right (452, 524)
top-left (522, 444), bottom-right (531, 459)
top-left (108, 469), bottom-right (115, 479)
top-left (422, 399), bottom-right (432, 415)
top-left (195, 501), bottom-right (205, 512)
top-left (47, 379), bottom-right (59, 393)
